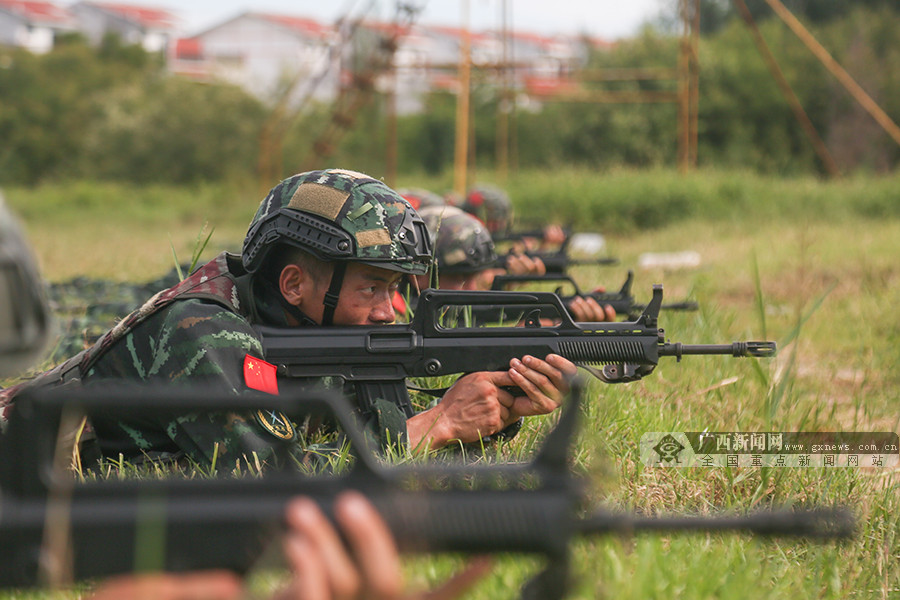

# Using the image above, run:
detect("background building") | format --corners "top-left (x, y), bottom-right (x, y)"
top-left (0, 0), bottom-right (75, 53)
top-left (69, 1), bottom-right (178, 52)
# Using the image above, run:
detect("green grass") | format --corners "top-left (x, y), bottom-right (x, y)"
top-left (2, 168), bottom-right (898, 599)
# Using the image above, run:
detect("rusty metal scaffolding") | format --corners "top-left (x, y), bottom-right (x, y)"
top-left (487, 0), bottom-right (701, 178)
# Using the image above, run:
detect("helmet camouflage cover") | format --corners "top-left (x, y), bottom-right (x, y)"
top-left (419, 205), bottom-right (497, 274)
top-left (396, 187), bottom-right (446, 212)
top-left (243, 169), bottom-right (432, 276)
top-left (459, 184), bottom-right (513, 235)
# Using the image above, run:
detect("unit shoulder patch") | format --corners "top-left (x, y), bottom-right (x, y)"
top-left (254, 409), bottom-right (296, 441)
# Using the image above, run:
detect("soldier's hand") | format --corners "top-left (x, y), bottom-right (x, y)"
top-left (542, 224), bottom-right (567, 248)
top-left (471, 267), bottom-right (507, 291)
top-left (277, 492), bottom-right (491, 600)
top-left (505, 252), bottom-right (545, 277)
top-left (568, 294), bottom-right (616, 322)
top-left (87, 571), bottom-right (242, 600)
top-left (407, 371), bottom-right (520, 449)
top-left (507, 354), bottom-right (577, 417)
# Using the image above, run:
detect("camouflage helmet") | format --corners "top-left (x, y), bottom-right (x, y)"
top-left (459, 184), bottom-right (513, 235)
top-left (419, 206), bottom-right (497, 274)
top-left (243, 169), bottom-right (432, 277)
top-left (0, 193), bottom-right (53, 376)
top-left (396, 187), bottom-right (446, 212)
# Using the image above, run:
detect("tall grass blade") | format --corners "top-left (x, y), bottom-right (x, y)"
top-left (751, 253), bottom-right (767, 341)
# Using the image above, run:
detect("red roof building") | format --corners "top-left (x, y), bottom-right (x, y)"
top-left (0, 0), bottom-right (76, 52)
top-left (253, 13), bottom-right (332, 40)
top-left (69, 1), bottom-right (178, 52)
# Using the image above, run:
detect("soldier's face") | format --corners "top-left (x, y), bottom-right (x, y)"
top-left (301, 262), bottom-right (401, 326)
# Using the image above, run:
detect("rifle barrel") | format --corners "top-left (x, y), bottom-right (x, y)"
top-left (569, 257), bottom-right (620, 266)
top-left (577, 508), bottom-right (854, 539)
top-left (659, 341), bottom-right (776, 358)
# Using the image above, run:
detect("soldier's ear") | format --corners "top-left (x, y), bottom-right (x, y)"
top-left (279, 264), bottom-right (308, 306)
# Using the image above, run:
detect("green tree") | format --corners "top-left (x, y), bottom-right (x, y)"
top-left (0, 39), bottom-right (156, 184)
top-left (79, 77), bottom-right (266, 183)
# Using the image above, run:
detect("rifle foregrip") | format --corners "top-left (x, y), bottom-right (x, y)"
top-left (558, 340), bottom-right (653, 364)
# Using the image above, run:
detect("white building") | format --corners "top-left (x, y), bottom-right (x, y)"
top-left (0, 0), bottom-right (75, 53)
top-left (170, 11), bottom-right (341, 106)
top-left (68, 1), bottom-right (178, 53)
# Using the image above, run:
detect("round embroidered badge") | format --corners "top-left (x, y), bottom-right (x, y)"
top-left (254, 409), bottom-right (296, 441)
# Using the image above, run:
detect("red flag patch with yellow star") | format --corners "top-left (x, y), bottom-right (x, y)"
top-left (243, 354), bottom-right (279, 395)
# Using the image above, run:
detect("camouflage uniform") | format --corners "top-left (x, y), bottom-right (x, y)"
top-left (2, 170), bottom-right (433, 469)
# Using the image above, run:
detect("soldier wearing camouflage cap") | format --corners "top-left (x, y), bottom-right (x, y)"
top-left (456, 184), bottom-right (514, 236)
top-left (1, 189), bottom-right (488, 600)
top-left (414, 205), bottom-right (502, 292)
top-left (396, 187), bottom-right (446, 212)
top-left (2, 169), bottom-right (576, 468)
top-left (411, 204), bottom-right (549, 293)
top-left (408, 205), bottom-right (615, 323)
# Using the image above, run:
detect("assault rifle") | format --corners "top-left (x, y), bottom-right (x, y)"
top-left (492, 226), bottom-right (573, 245)
top-left (492, 248), bottom-right (619, 274)
top-left (255, 286), bottom-right (774, 418)
top-left (490, 270), bottom-right (699, 320)
top-left (0, 382), bottom-right (853, 598)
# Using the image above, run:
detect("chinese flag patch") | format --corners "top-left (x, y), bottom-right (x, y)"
top-left (243, 354), bottom-right (279, 395)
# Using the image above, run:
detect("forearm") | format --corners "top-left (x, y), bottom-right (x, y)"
top-left (405, 407), bottom-right (455, 452)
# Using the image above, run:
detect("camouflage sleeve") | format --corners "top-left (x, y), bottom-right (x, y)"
top-left (89, 299), bottom-right (261, 390)
top-left (87, 299), bottom-right (296, 467)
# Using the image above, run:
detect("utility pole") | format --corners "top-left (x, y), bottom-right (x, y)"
top-left (495, 0), bottom-right (510, 183)
top-left (678, 0), bottom-right (699, 172)
top-left (453, 0), bottom-right (471, 197)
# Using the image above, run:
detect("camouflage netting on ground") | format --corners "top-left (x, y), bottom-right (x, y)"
top-left (46, 267), bottom-right (187, 362)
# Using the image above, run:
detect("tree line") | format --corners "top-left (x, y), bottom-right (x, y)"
top-left (0, 3), bottom-right (897, 186)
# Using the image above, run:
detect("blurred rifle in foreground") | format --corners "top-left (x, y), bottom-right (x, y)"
top-left (491, 270), bottom-right (699, 320)
top-left (0, 382), bottom-right (854, 598)
top-left (256, 286), bottom-right (773, 418)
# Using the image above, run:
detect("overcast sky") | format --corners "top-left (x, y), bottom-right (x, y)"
top-left (149, 0), bottom-right (668, 40)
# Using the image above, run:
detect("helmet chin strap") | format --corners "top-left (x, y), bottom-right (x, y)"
top-left (253, 275), bottom-right (320, 327)
top-left (321, 261), bottom-right (347, 326)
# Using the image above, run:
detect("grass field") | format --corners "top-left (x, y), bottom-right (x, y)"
top-left (3, 168), bottom-right (899, 599)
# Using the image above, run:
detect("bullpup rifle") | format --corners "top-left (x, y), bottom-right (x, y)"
top-left (0, 382), bottom-right (852, 598)
top-left (491, 226), bottom-right (573, 245)
top-left (255, 286), bottom-right (774, 417)
top-left (492, 248), bottom-right (619, 274)
top-left (490, 270), bottom-right (699, 320)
